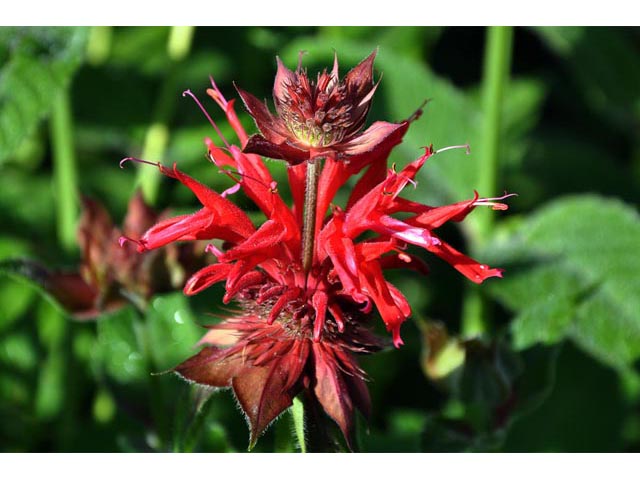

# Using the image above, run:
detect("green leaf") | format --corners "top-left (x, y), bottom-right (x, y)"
top-left (96, 307), bottom-right (146, 383)
top-left (0, 27), bottom-right (89, 163)
top-left (145, 292), bottom-right (204, 372)
top-left (489, 194), bottom-right (640, 369)
top-left (535, 27), bottom-right (640, 118)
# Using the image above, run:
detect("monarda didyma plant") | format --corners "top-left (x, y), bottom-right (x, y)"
top-left (120, 50), bottom-right (512, 451)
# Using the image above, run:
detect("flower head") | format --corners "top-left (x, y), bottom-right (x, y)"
top-left (236, 50), bottom-right (410, 165)
top-left (120, 54), bottom-right (512, 447)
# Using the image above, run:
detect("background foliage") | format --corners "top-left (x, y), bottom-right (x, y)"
top-left (1, 26), bottom-right (639, 452)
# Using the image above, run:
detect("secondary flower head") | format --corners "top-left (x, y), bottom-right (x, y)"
top-left (11, 193), bottom-right (200, 319)
top-left (236, 50), bottom-right (409, 165)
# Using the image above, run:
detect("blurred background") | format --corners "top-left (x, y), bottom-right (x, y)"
top-left (0, 26), bottom-right (639, 452)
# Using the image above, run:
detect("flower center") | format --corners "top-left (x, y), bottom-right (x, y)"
top-left (278, 75), bottom-right (353, 148)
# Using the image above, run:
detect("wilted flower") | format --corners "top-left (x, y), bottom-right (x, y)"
top-left (13, 192), bottom-right (202, 319)
top-left (236, 50), bottom-right (411, 165)
top-left (121, 64), bottom-right (510, 447)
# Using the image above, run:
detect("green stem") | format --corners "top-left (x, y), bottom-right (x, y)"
top-left (462, 26), bottom-right (513, 337)
top-left (302, 159), bottom-right (321, 274)
top-left (137, 26), bottom-right (195, 205)
top-left (475, 26), bottom-right (513, 243)
top-left (291, 396), bottom-right (307, 453)
top-left (51, 90), bottom-right (79, 254)
top-left (86, 26), bottom-right (113, 66)
top-left (168, 26), bottom-right (195, 61)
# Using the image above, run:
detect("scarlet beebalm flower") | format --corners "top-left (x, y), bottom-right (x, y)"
top-left (236, 50), bottom-right (410, 165)
top-left (121, 63), bottom-right (511, 446)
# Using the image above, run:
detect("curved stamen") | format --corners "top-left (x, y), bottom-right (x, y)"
top-left (119, 157), bottom-right (161, 169)
top-left (182, 89), bottom-right (230, 149)
top-left (473, 192), bottom-right (518, 210)
top-left (434, 143), bottom-right (471, 155)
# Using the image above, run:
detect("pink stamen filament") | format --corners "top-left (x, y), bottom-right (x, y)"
top-left (182, 89), bottom-right (230, 149)
top-left (473, 192), bottom-right (518, 210)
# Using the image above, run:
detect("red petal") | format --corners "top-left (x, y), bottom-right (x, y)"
top-left (357, 260), bottom-right (408, 346)
top-left (160, 164), bottom-right (255, 238)
top-left (408, 194), bottom-right (479, 230)
top-left (183, 263), bottom-right (233, 295)
top-left (287, 161), bottom-right (307, 227)
top-left (426, 238), bottom-right (504, 283)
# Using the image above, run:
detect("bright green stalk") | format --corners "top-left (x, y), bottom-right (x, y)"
top-left (51, 90), bottom-right (79, 254)
top-left (462, 26), bottom-right (513, 337)
top-left (86, 26), bottom-right (113, 66)
top-left (168, 26), bottom-right (195, 61)
top-left (137, 26), bottom-right (195, 205)
top-left (291, 396), bottom-right (307, 453)
top-left (475, 26), bottom-right (513, 243)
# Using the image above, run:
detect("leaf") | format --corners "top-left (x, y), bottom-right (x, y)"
top-left (145, 292), bottom-right (204, 371)
top-left (488, 194), bottom-right (640, 370)
top-left (0, 27), bottom-right (89, 163)
top-left (535, 27), bottom-right (640, 120)
top-left (95, 307), bottom-right (146, 383)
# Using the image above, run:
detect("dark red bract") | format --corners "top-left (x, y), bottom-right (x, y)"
top-left (236, 50), bottom-right (410, 165)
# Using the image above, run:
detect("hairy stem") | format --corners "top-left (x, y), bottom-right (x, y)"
top-left (291, 396), bottom-right (307, 453)
top-left (302, 158), bottom-right (321, 274)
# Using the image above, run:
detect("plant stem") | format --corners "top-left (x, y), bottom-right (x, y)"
top-left (302, 158), bottom-right (321, 274)
top-left (291, 396), bottom-right (307, 453)
top-left (50, 90), bottom-right (79, 254)
top-left (137, 27), bottom-right (195, 205)
top-left (462, 26), bottom-right (513, 337)
top-left (168, 26), bottom-right (195, 61)
top-left (86, 26), bottom-right (112, 66)
top-left (475, 25), bottom-right (513, 244)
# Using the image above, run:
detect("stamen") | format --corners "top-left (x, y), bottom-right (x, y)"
top-left (221, 183), bottom-right (241, 198)
top-left (204, 243), bottom-right (223, 257)
top-left (406, 98), bottom-right (431, 123)
top-left (119, 157), bottom-right (161, 169)
top-left (473, 192), bottom-right (518, 210)
top-left (182, 89), bottom-right (230, 149)
top-left (434, 143), bottom-right (471, 155)
top-left (207, 76), bottom-right (228, 109)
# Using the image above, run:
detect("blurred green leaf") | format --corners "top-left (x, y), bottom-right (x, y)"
top-left (536, 27), bottom-right (640, 119)
top-left (489, 195), bottom-right (640, 369)
top-left (145, 292), bottom-right (203, 371)
top-left (0, 27), bottom-right (88, 163)
top-left (96, 307), bottom-right (146, 383)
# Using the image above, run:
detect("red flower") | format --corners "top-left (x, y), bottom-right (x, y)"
top-left (236, 50), bottom-right (411, 165)
top-left (121, 60), bottom-right (511, 447)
